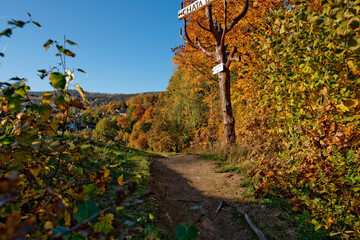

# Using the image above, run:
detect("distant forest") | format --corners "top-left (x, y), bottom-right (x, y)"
top-left (29, 90), bottom-right (162, 108)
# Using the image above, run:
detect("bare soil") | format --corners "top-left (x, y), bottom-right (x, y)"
top-left (149, 154), bottom-right (298, 240)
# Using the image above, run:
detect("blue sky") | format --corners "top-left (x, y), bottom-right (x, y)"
top-left (0, 0), bottom-right (184, 94)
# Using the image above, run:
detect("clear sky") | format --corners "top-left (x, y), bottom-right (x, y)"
top-left (0, 0), bottom-right (184, 94)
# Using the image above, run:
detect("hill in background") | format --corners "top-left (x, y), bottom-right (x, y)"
top-left (29, 90), bottom-right (162, 107)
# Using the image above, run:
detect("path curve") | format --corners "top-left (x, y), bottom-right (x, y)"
top-left (149, 154), bottom-right (297, 240)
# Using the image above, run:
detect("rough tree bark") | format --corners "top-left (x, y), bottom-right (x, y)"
top-left (180, 0), bottom-right (249, 147)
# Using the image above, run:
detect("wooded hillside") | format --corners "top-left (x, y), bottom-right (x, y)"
top-left (1, 0), bottom-right (359, 238)
top-left (125, 0), bottom-right (360, 237)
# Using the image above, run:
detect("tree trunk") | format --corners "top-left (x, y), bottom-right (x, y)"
top-left (218, 68), bottom-right (236, 146)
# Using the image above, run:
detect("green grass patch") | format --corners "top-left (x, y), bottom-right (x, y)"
top-left (261, 195), bottom-right (329, 240)
top-left (197, 153), bottom-right (224, 162)
top-left (62, 134), bottom-right (162, 238)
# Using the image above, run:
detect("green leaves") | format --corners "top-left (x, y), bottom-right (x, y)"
top-left (43, 39), bottom-right (55, 52)
top-left (189, 205), bottom-right (203, 210)
top-left (53, 226), bottom-right (70, 239)
top-left (175, 223), bottom-right (199, 240)
top-left (251, 0), bottom-right (360, 236)
top-left (54, 95), bottom-right (68, 112)
top-left (66, 40), bottom-right (79, 48)
top-left (57, 45), bottom-right (76, 57)
top-left (37, 69), bottom-right (48, 79)
top-left (76, 69), bottom-right (88, 76)
top-left (42, 92), bottom-right (54, 104)
top-left (0, 28), bottom-right (12, 37)
top-left (73, 200), bottom-right (100, 223)
top-left (94, 213), bottom-right (113, 235)
top-left (7, 20), bottom-right (26, 28)
top-left (50, 72), bottom-right (66, 91)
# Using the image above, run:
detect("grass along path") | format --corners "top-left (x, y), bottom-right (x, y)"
top-left (149, 154), bottom-right (299, 240)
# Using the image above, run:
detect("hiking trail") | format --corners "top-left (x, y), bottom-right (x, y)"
top-left (149, 154), bottom-right (297, 240)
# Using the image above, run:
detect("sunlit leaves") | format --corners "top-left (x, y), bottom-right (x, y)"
top-left (31, 21), bottom-right (41, 28)
top-left (66, 40), bottom-right (79, 48)
top-left (42, 92), bottom-right (54, 104)
top-left (57, 45), bottom-right (76, 57)
top-left (0, 16), bottom-right (159, 240)
top-left (249, 0), bottom-right (360, 236)
top-left (50, 72), bottom-right (66, 91)
top-left (74, 84), bottom-right (89, 105)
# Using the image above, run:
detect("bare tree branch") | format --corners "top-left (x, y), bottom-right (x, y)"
top-left (180, 15), bottom-right (214, 58)
top-left (220, 0), bottom-right (228, 51)
top-left (227, 46), bottom-right (238, 68)
top-left (195, 37), bottom-right (215, 57)
top-left (205, 5), bottom-right (218, 39)
top-left (226, 0), bottom-right (249, 32)
top-left (197, 21), bottom-right (211, 32)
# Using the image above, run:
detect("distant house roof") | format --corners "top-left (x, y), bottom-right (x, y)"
top-left (113, 108), bottom-right (127, 116)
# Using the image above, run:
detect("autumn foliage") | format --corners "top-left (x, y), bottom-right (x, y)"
top-left (132, 0), bottom-right (360, 238)
top-left (0, 22), bottom-right (156, 239)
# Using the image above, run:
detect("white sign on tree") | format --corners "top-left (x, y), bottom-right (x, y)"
top-left (178, 0), bottom-right (218, 20)
top-left (212, 63), bottom-right (225, 74)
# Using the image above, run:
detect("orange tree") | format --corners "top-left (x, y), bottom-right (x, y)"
top-left (173, 0), bottom-right (277, 147)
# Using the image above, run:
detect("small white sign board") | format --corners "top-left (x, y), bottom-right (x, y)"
top-left (212, 63), bottom-right (225, 74)
top-left (178, 0), bottom-right (218, 20)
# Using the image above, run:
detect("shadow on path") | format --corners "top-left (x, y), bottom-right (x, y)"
top-left (149, 155), bottom-right (297, 240)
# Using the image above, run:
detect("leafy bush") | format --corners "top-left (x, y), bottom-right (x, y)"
top-left (250, 0), bottom-right (360, 237)
top-left (92, 117), bottom-right (117, 142)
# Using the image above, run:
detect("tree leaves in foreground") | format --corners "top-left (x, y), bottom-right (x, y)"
top-left (0, 24), bottom-right (157, 239)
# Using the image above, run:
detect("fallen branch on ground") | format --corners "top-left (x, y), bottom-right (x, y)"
top-left (214, 201), bottom-right (267, 240)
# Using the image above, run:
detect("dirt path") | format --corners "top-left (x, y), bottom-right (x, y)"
top-left (149, 154), bottom-right (297, 240)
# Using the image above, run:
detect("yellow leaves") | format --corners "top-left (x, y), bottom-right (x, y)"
top-left (109, 163), bottom-right (120, 168)
top-left (117, 175), bottom-right (124, 186)
top-left (336, 99), bottom-right (359, 112)
top-left (343, 99), bottom-right (359, 109)
top-left (42, 92), bottom-right (54, 104)
top-left (94, 213), bottom-right (114, 235)
top-left (101, 166), bottom-right (110, 178)
top-left (347, 60), bottom-right (360, 75)
top-left (323, 217), bottom-right (335, 230)
top-left (29, 165), bottom-right (41, 178)
top-left (134, 173), bottom-right (142, 184)
top-left (74, 84), bottom-right (89, 105)
top-left (305, 172), bottom-right (313, 178)
top-left (44, 221), bottom-right (54, 230)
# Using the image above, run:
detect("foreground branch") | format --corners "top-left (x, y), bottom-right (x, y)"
top-left (215, 201), bottom-right (267, 240)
